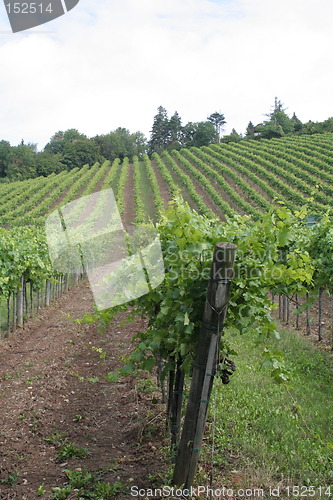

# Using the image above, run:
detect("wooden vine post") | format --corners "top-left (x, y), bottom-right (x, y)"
top-left (173, 242), bottom-right (237, 488)
top-left (16, 276), bottom-right (24, 328)
top-left (46, 279), bottom-right (51, 307)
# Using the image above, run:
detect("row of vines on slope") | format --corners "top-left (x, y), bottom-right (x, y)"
top-left (87, 201), bottom-right (327, 386)
top-left (73, 199), bottom-right (333, 485)
top-left (0, 160), bottom-right (114, 228)
top-left (1, 135), bottom-right (333, 339)
top-left (133, 156), bottom-right (146, 224)
top-left (0, 160), bottom-right (120, 333)
top-left (142, 154), bottom-right (165, 219)
top-left (0, 226), bottom-right (73, 335)
top-left (1, 134), bottom-right (332, 230)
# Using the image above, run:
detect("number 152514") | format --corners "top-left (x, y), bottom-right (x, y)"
top-left (5, 3), bottom-right (53, 14)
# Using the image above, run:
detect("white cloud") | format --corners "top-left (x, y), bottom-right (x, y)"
top-left (0, 0), bottom-right (332, 149)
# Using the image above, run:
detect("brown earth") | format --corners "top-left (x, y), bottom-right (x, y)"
top-left (0, 281), bottom-right (168, 499)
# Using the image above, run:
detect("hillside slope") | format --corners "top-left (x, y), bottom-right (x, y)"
top-left (0, 133), bottom-right (332, 229)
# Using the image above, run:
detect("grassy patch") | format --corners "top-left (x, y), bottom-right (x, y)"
top-left (47, 468), bottom-right (124, 499)
top-left (207, 328), bottom-right (333, 489)
top-left (57, 442), bottom-right (89, 461)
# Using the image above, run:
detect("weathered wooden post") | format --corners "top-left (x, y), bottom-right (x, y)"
top-left (169, 358), bottom-right (185, 453)
top-left (6, 295), bottom-right (11, 337)
top-left (318, 287), bottom-right (323, 341)
top-left (173, 242), bottom-right (237, 487)
top-left (306, 291), bottom-right (311, 335)
top-left (29, 282), bottom-right (33, 318)
top-left (46, 279), bottom-right (51, 306)
top-left (16, 276), bottom-right (24, 328)
top-left (331, 296), bottom-right (333, 351)
top-left (64, 273), bottom-right (69, 292)
top-left (12, 294), bottom-right (16, 332)
top-left (283, 295), bottom-right (288, 324)
top-left (295, 294), bottom-right (299, 330)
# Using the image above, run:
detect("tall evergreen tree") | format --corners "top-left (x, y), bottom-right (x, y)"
top-left (168, 111), bottom-right (183, 150)
top-left (245, 121), bottom-right (255, 139)
top-left (266, 97), bottom-right (285, 117)
top-left (291, 112), bottom-right (303, 132)
top-left (256, 97), bottom-right (295, 139)
top-left (148, 106), bottom-right (170, 154)
top-left (269, 97), bottom-right (294, 133)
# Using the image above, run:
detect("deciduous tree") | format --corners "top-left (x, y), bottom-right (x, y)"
top-left (0, 140), bottom-right (11, 177)
top-left (207, 112), bottom-right (226, 142)
top-left (221, 128), bottom-right (242, 143)
top-left (61, 140), bottom-right (100, 170)
top-left (44, 129), bottom-right (87, 155)
top-left (192, 121), bottom-right (216, 147)
top-left (6, 143), bottom-right (37, 179)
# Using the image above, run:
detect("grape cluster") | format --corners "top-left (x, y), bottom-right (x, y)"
top-left (217, 359), bottom-right (236, 385)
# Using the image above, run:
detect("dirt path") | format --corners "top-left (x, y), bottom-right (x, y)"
top-left (0, 281), bottom-right (166, 499)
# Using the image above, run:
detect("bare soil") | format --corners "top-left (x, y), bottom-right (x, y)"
top-left (0, 281), bottom-right (167, 499)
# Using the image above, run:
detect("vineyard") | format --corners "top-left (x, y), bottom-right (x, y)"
top-left (0, 133), bottom-right (333, 494)
top-left (1, 132), bottom-right (333, 336)
top-left (1, 133), bottom-right (333, 230)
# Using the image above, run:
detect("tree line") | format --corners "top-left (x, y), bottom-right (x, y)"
top-left (0, 98), bottom-right (332, 181)
top-left (148, 107), bottom-right (226, 154)
top-left (244, 97), bottom-right (333, 141)
top-left (0, 128), bottom-right (146, 181)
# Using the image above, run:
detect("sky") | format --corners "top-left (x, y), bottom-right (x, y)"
top-left (0, 0), bottom-right (332, 150)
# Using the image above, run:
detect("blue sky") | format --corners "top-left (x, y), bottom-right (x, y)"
top-left (0, 0), bottom-right (332, 149)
